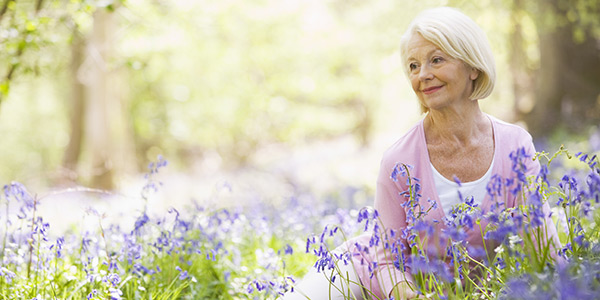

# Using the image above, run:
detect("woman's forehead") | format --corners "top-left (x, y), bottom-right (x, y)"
top-left (406, 35), bottom-right (444, 60)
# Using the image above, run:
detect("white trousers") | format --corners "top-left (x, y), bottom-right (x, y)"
top-left (281, 249), bottom-right (366, 300)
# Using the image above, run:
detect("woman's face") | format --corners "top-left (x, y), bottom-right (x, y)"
top-left (406, 34), bottom-right (479, 112)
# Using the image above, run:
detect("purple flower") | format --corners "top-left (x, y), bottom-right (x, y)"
top-left (485, 222), bottom-right (516, 243)
top-left (502, 276), bottom-right (538, 300)
top-left (460, 214), bottom-right (473, 229)
top-left (176, 266), bottom-right (189, 280)
top-left (357, 207), bottom-right (369, 223)
top-left (105, 273), bottom-right (121, 287)
top-left (412, 220), bottom-right (434, 235)
top-left (0, 267), bottom-right (16, 284)
top-left (3, 182), bottom-right (33, 205)
top-left (109, 287), bottom-right (123, 300)
top-left (453, 175), bottom-right (462, 187)
top-left (409, 255), bottom-right (452, 282)
top-left (87, 289), bottom-right (98, 300)
top-left (283, 244), bottom-right (293, 255)
top-left (142, 156), bottom-right (168, 200)
top-left (526, 187), bottom-right (543, 206)
top-left (305, 237), bottom-right (312, 253)
top-left (537, 165), bottom-right (550, 185)
top-left (132, 213), bottom-right (149, 235)
top-left (442, 226), bottom-right (466, 242)
top-left (391, 163), bottom-right (413, 182)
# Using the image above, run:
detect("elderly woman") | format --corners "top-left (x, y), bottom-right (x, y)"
top-left (284, 7), bottom-right (561, 300)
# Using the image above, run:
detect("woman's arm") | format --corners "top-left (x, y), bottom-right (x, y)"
top-left (371, 160), bottom-right (417, 298)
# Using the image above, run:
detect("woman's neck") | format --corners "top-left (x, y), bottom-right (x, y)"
top-left (423, 103), bottom-right (489, 146)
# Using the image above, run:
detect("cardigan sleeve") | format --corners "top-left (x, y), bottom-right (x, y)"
top-left (368, 158), bottom-right (414, 297)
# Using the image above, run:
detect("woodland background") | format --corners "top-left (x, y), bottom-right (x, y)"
top-left (0, 0), bottom-right (599, 194)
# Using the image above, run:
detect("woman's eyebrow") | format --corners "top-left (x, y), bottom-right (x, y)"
top-left (407, 48), bottom-right (441, 62)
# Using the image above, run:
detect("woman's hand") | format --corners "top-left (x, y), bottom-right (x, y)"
top-left (390, 281), bottom-right (420, 300)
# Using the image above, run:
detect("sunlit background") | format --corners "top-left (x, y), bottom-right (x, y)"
top-left (1, 1), bottom-right (600, 297)
top-left (0, 0), bottom-right (598, 215)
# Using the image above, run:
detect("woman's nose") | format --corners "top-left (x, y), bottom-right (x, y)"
top-left (418, 64), bottom-right (434, 81)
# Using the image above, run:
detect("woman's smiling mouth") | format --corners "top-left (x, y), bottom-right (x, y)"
top-left (422, 86), bottom-right (443, 94)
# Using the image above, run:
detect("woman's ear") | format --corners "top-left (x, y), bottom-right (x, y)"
top-left (470, 68), bottom-right (480, 81)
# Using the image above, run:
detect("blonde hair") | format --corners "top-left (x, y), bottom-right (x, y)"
top-left (399, 7), bottom-right (496, 112)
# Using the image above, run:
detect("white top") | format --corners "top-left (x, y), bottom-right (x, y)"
top-left (431, 157), bottom-right (494, 217)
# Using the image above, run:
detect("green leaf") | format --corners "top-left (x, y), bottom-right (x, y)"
top-left (26, 21), bottom-right (36, 32)
top-left (0, 81), bottom-right (10, 96)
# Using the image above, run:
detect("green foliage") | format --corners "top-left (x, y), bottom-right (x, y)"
top-left (121, 0), bottom-right (404, 166)
top-left (1, 0), bottom-right (599, 186)
top-left (0, 0), bottom-right (96, 104)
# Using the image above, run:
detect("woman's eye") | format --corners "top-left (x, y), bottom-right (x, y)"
top-left (409, 63), bottom-right (418, 70)
top-left (432, 57), bottom-right (444, 64)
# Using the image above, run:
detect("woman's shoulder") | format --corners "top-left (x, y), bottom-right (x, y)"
top-left (489, 114), bottom-right (533, 142)
top-left (380, 120), bottom-right (427, 168)
top-left (488, 114), bottom-right (541, 175)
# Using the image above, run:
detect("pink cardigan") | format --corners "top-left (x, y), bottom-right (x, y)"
top-left (347, 115), bottom-right (561, 298)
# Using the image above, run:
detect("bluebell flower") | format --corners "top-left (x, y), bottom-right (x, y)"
top-left (175, 266), bottom-right (189, 280)
top-left (412, 220), bottom-right (434, 235)
top-left (461, 214), bottom-right (473, 229)
top-left (486, 174), bottom-right (504, 200)
top-left (391, 163), bottom-right (413, 182)
top-left (109, 287), bottom-right (123, 300)
top-left (536, 164), bottom-right (549, 183)
top-left (585, 171), bottom-right (600, 204)
top-left (452, 175), bottom-right (463, 187)
top-left (464, 195), bottom-right (478, 208)
top-left (528, 206), bottom-right (545, 228)
top-left (3, 181), bottom-right (33, 205)
top-left (87, 289), bottom-right (98, 300)
top-left (392, 254), bottom-right (404, 272)
top-left (305, 237), bottom-right (312, 253)
top-left (485, 222), bottom-right (516, 243)
top-left (357, 207), bottom-right (369, 223)
top-left (442, 226), bottom-right (466, 242)
top-left (409, 254), bottom-right (453, 282)
top-left (319, 225), bottom-right (328, 243)
top-left (0, 267), bottom-right (16, 284)
top-left (105, 273), bottom-right (121, 287)
top-left (501, 276), bottom-right (538, 300)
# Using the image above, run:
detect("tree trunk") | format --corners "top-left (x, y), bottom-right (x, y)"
top-left (525, 29), bottom-right (563, 137)
top-left (85, 9), bottom-right (115, 190)
top-left (525, 2), bottom-right (600, 137)
top-left (61, 30), bottom-right (86, 184)
top-left (509, 0), bottom-right (535, 120)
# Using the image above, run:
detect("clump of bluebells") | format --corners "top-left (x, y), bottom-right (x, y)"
top-left (299, 147), bottom-right (600, 299)
top-left (1, 148), bottom-right (599, 299)
top-left (0, 155), bottom-right (373, 299)
top-left (0, 156), bottom-right (337, 299)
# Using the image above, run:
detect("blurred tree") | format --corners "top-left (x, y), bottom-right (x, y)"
top-left (120, 0), bottom-right (391, 169)
top-left (83, 8), bottom-right (115, 189)
top-left (62, 28), bottom-right (85, 182)
top-left (77, 2), bottom-right (134, 189)
top-left (0, 0), bottom-right (45, 102)
top-left (522, 0), bottom-right (600, 137)
top-left (9, 0), bottom-right (599, 189)
top-left (0, 0), bottom-right (130, 188)
top-left (509, 0), bottom-right (536, 121)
